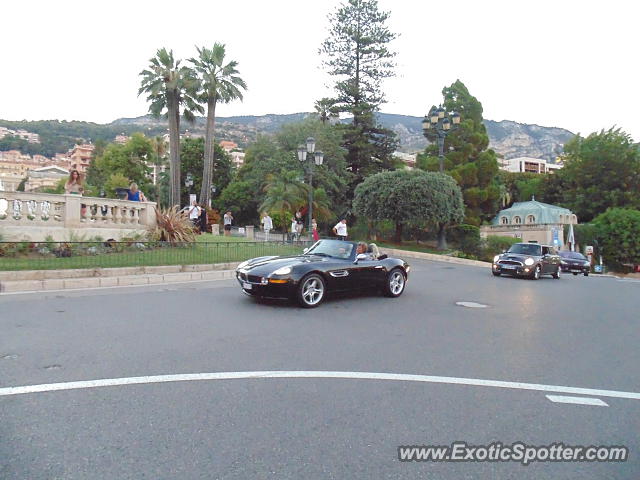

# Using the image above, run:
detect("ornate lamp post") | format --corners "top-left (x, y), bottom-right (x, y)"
top-left (422, 107), bottom-right (461, 173)
top-left (297, 137), bottom-right (324, 236)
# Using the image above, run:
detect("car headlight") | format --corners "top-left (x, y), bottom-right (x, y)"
top-left (560, 260), bottom-right (568, 265)
top-left (584, 261), bottom-right (591, 266)
top-left (524, 258), bottom-right (534, 266)
top-left (273, 266), bottom-right (292, 275)
top-left (237, 260), bottom-right (250, 270)
top-left (493, 255), bottom-right (500, 262)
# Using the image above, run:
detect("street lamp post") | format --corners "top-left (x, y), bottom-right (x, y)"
top-left (422, 107), bottom-right (461, 173)
top-left (297, 137), bottom-right (324, 237)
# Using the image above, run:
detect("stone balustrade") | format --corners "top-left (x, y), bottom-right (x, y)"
top-left (0, 191), bottom-right (157, 241)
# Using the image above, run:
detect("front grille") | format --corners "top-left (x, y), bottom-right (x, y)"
top-left (248, 275), bottom-right (263, 283)
top-left (499, 260), bottom-right (522, 266)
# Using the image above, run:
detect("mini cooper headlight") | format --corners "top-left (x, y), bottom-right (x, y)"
top-left (524, 257), bottom-right (535, 266)
top-left (584, 261), bottom-right (591, 266)
top-left (237, 260), bottom-right (250, 270)
top-left (273, 266), bottom-right (292, 275)
top-left (493, 255), bottom-right (500, 262)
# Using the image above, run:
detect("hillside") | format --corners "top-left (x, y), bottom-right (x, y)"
top-left (1, 113), bottom-right (575, 161)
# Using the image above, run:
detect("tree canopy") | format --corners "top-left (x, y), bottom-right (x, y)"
top-left (353, 169), bottom-right (464, 242)
top-left (418, 80), bottom-right (500, 226)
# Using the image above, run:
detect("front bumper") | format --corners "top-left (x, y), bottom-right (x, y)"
top-left (560, 264), bottom-right (589, 273)
top-left (236, 271), bottom-right (295, 299)
top-left (492, 263), bottom-right (534, 277)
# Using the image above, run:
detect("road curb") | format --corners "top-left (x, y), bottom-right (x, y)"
top-left (0, 263), bottom-right (240, 293)
top-left (380, 247), bottom-right (491, 268)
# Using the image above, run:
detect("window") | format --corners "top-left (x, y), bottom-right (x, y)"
top-left (513, 216), bottom-right (522, 225)
top-left (526, 215), bottom-right (536, 224)
top-left (500, 216), bottom-right (508, 225)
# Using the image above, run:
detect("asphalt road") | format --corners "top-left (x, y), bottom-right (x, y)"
top-left (1, 259), bottom-right (638, 479)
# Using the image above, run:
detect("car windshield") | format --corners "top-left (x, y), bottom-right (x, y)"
top-left (507, 244), bottom-right (542, 256)
top-left (305, 239), bottom-right (354, 259)
top-left (560, 251), bottom-right (587, 260)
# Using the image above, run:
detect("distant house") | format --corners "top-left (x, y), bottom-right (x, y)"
top-left (499, 156), bottom-right (563, 174)
top-left (25, 165), bottom-right (70, 191)
top-left (219, 140), bottom-right (238, 152)
top-left (480, 198), bottom-right (577, 248)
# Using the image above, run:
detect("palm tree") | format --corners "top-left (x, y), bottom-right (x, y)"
top-left (138, 48), bottom-right (202, 206)
top-left (189, 44), bottom-right (247, 207)
top-left (260, 170), bottom-right (309, 239)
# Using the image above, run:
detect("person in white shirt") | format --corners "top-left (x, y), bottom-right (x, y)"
top-left (261, 213), bottom-right (273, 241)
top-left (188, 201), bottom-right (201, 228)
top-left (333, 219), bottom-right (348, 240)
top-left (291, 217), bottom-right (298, 242)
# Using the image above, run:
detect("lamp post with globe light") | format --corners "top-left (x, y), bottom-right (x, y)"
top-left (297, 137), bottom-right (324, 236)
top-left (422, 107), bottom-right (461, 173)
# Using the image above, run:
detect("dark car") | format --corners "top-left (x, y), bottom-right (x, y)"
top-left (559, 251), bottom-right (591, 276)
top-left (492, 242), bottom-right (561, 280)
top-left (235, 239), bottom-right (410, 308)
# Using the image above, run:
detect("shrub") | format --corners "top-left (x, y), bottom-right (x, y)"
top-left (481, 235), bottom-right (520, 261)
top-left (150, 206), bottom-right (196, 244)
top-left (593, 208), bottom-right (640, 270)
top-left (449, 224), bottom-right (481, 255)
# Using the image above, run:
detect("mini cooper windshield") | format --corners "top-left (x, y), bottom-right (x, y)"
top-left (507, 243), bottom-right (542, 256)
top-left (305, 239), bottom-right (354, 259)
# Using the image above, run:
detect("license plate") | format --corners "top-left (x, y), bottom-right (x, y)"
top-left (242, 282), bottom-right (252, 290)
top-left (571, 269), bottom-right (582, 272)
top-left (501, 265), bottom-right (516, 270)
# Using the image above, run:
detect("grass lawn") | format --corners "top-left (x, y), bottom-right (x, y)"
top-left (0, 239), bottom-right (309, 271)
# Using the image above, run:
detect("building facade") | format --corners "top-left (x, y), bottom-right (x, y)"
top-left (499, 156), bottom-right (563, 174)
top-left (480, 199), bottom-right (577, 249)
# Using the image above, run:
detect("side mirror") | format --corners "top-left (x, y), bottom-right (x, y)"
top-left (354, 253), bottom-right (367, 264)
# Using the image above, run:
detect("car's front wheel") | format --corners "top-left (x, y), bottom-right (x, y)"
top-left (531, 264), bottom-right (541, 280)
top-left (384, 268), bottom-right (406, 297)
top-left (296, 273), bottom-right (326, 308)
top-left (584, 272), bottom-right (589, 277)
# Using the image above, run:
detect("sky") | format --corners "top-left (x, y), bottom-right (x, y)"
top-left (1, 0), bottom-right (638, 140)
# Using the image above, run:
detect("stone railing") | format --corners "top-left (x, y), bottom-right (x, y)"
top-left (0, 191), bottom-right (156, 241)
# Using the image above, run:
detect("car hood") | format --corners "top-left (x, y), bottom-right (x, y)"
top-left (500, 253), bottom-right (537, 262)
top-left (239, 254), bottom-right (331, 272)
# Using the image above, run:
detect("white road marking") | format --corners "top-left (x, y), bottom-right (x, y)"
top-left (1, 371), bottom-right (640, 402)
top-left (546, 395), bottom-right (609, 406)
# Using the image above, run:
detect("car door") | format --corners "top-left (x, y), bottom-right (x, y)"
top-left (324, 258), bottom-right (356, 292)
top-left (349, 256), bottom-right (384, 289)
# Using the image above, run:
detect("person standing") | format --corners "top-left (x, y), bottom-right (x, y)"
top-left (64, 170), bottom-right (84, 195)
top-left (332, 219), bottom-right (348, 241)
top-left (290, 217), bottom-right (298, 242)
top-left (189, 200), bottom-right (201, 230)
top-left (312, 218), bottom-right (319, 241)
top-left (261, 213), bottom-right (273, 242)
top-left (198, 204), bottom-right (208, 234)
top-left (127, 183), bottom-right (147, 202)
top-left (223, 211), bottom-right (233, 236)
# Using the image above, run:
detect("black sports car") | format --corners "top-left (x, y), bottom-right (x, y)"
top-left (492, 242), bottom-right (561, 280)
top-left (559, 251), bottom-right (591, 276)
top-left (235, 239), bottom-right (410, 308)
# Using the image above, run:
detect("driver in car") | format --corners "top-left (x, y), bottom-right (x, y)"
top-left (356, 242), bottom-right (374, 260)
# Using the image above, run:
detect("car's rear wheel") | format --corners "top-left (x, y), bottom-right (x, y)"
top-left (552, 265), bottom-right (561, 279)
top-left (531, 265), bottom-right (541, 280)
top-left (384, 268), bottom-right (406, 297)
top-left (584, 272), bottom-right (589, 277)
top-left (296, 273), bottom-right (325, 308)
top-left (572, 272), bottom-right (578, 276)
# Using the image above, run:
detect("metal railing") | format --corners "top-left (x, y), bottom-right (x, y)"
top-left (0, 240), bottom-right (314, 271)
